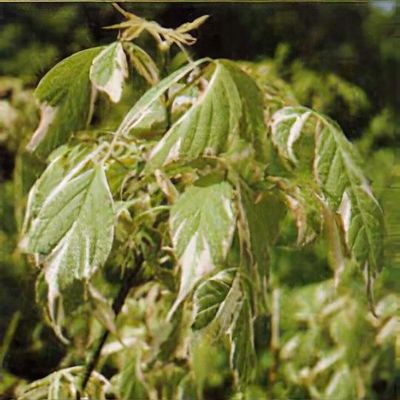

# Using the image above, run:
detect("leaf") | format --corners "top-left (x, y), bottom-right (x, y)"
top-left (192, 269), bottom-right (236, 330)
top-left (21, 145), bottom-right (95, 236)
top-left (270, 106), bottom-right (384, 278)
top-left (16, 366), bottom-right (109, 400)
top-left (238, 184), bottom-right (285, 311)
top-left (176, 15), bottom-right (209, 34)
top-left (269, 176), bottom-right (322, 246)
top-left (229, 296), bottom-right (256, 385)
top-left (26, 47), bottom-right (103, 157)
top-left (90, 42), bottom-right (128, 103)
top-left (23, 164), bottom-right (114, 322)
top-left (116, 58), bottom-right (209, 138)
top-left (129, 99), bottom-right (168, 138)
top-left (117, 352), bottom-right (149, 400)
top-left (125, 42), bottom-right (159, 85)
top-left (145, 59), bottom-right (265, 172)
top-left (169, 180), bottom-right (237, 314)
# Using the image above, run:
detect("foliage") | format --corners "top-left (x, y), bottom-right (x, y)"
top-left (0, 5), bottom-right (398, 400)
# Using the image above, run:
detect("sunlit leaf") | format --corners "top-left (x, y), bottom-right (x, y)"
top-left (22, 163), bottom-right (114, 323)
top-left (146, 60), bottom-right (266, 172)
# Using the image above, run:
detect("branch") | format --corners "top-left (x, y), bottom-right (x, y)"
top-left (77, 253), bottom-right (144, 398)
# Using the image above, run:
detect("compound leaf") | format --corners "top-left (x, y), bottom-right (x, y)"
top-left (271, 106), bottom-right (384, 278)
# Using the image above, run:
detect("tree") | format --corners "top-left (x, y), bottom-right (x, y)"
top-left (12, 7), bottom-right (394, 399)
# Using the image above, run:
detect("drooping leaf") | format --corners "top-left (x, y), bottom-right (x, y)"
top-left (22, 164), bottom-right (114, 321)
top-left (145, 59), bottom-right (265, 172)
top-left (270, 106), bottom-right (384, 278)
top-left (90, 42), bottom-right (128, 103)
top-left (229, 296), bottom-right (256, 385)
top-left (169, 180), bottom-right (237, 313)
top-left (26, 47), bottom-right (103, 156)
top-left (192, 269), bottom-right (236, 330)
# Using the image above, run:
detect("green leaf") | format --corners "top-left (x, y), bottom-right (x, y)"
top-left (125, 42), bottom-right (159, 85)
top-left (26, 47), bottom-right (103, 157)
top-left (23, 164), bottom-right (114, 322)
top-left (169, 180), bottom-right (237, 313)
top-left (269, 176), bottom-right (322, 246)
top-left (116, 58), bottom-right (209, 138)
top-left (145, 59), bottom-right (265, 172)
top-left (16, 366), bottom-right (109, 400)
top-left (271, 106), bottom-right (384, 278)
top-left (22, 145), bottom-right (94, 235)
top-left (90, 42), bottom-right (128, 103)
top-left (238, 184), bottom-right (285, 311)
top-left (230, 296), bottom-right (256, 385)
top-left (192, 269), bottom-right (236, 330)
top-left (117, 352), bottom-right (149, 400)
top-left (129, 99), bottom-right (168, 138)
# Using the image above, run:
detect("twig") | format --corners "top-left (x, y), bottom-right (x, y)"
top-left (77, 254), bottom-right (144, 398)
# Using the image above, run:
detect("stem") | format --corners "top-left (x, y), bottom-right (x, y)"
top-left (77, 254), bottom-right (144, 398)
top-left (269, 288), bottom-right (280, 387)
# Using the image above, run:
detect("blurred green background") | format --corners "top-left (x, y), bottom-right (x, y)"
top-left (0, 2), bottom-right (398, 399)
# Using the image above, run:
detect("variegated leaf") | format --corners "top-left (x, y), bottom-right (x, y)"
top-left (145, 59), bottom-right (266, 172)
top-left (26, 47), bottom-right (103, 157)
top-left (169, 180), bottom-right (237, 314)
top-left (271, 106), bottom-right (383, 279)
top-left (229, 296), bottom-right (256, 385)
top-left (116, 58), bottom-right (208, 138)
top-left (16, 366), bottom-right (109, 400)
top-left (192, 269), bottom-right (238, 331)
top-left (90, 42), bottom-right (128, 103)
top-left (22, 163), bottom-right (114, 322)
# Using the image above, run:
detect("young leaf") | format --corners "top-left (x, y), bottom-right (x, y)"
top-left (90, 42), bottom-right (128, 103)
top-left (26, 47), bottom-right (103, 156)
top-left (169, 180), bottom-right (237, 313)
top-left (271, 106), bottom-right (384, 278)
top-left (146, 60), bottom-right (265, 172)
top-left (23, 164), bottom-right (114, 320)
